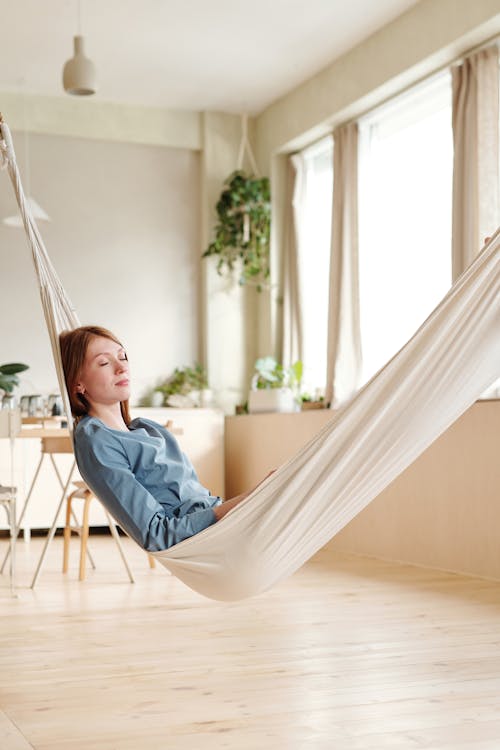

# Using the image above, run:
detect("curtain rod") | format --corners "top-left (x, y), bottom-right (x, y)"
top-left (295, 32), bottom-right (500, 156)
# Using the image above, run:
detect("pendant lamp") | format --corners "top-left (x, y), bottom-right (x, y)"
top-left (62, 35), bottom-right (96, 96)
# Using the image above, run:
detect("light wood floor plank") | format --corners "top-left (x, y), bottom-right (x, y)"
top-left (0, 709), bottom-right (34, 750)
top-left (1, 538), bottom-right (500, 749)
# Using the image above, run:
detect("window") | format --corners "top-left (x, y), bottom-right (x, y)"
top-left (358, 72), bottom-right (453, 384)
top-left (296, 137), bottom-right (333, 395)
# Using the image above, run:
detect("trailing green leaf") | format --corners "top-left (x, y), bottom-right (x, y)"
top-left (203, 170), bottom-right (271, 291)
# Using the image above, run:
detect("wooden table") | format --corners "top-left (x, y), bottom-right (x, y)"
top-left (20, 427), bottom-right (70, 440)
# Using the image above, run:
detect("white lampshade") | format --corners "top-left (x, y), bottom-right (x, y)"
top-left (3, 197), bottom-right (51, 228)
top-left (62, 35), bottom-right (96, 96)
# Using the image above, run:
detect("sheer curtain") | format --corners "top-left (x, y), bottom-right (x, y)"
top-left (281, 154), bottom-right (304, 367)
top-left (281, 140), bottom-right (333, 393)
top-left (325, 123), bottom-right (362, 408)
top-left (452, 45), bottom-right (500, 280)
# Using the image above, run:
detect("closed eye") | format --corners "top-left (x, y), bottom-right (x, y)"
top-left (98, 356), bottom-right (127, 367)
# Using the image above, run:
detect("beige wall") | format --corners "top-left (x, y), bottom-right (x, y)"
top-left (0, 131), bottom-right (200, 405)
top-left (0, 93), bottom-right (201, 150)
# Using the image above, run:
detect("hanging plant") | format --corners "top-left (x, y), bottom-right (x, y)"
top-left (202, 170), bottom-right (271, 291)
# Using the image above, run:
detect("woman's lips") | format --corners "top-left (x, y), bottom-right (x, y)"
top-left (115, 379), bottom-right (129, 386)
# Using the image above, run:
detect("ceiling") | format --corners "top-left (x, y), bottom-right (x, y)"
top-left (1, 0), bottom-right (420, 114)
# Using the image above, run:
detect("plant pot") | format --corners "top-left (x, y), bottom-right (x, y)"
top-left (247, 388), bottom-right (298, 414)
top-left (301, 401), bottom-right (325, 411)
top-left (151, 390), bottom-right (164, 408)
top-left (186, 389), bottom-right (213, 407)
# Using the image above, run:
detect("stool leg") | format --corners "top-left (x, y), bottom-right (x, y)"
top-left (62, 494), bottom-right (73, 574)
top-left (79, 493), bottom-right (91, 581)
top-left (70, 506), bottom-right (96, 570)
top-left (148, 554), bottom-right (156, 569)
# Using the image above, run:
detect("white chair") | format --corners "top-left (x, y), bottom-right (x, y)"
top-left (0, 485), bottom-right (16, 594)
top-left (0, 408), bottom-right (21, 594)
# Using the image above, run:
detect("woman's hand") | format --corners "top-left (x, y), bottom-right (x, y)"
top-left (213, 468), bottom-right (278, 521)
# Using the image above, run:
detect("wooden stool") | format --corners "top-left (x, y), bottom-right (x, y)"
top-left (62, 481), bottom-right (156, 581)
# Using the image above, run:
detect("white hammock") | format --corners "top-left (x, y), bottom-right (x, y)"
top-left (1, 118), bottom-right (499, 601)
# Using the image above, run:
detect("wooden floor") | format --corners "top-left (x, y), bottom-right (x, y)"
top-left (1, 537), bottom-right (500, 750)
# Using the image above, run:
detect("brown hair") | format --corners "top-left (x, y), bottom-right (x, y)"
top-left (59, 326), bottom-right (131, 426)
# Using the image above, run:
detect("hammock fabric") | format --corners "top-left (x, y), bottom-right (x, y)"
top-left (1, 118), bottom-right (499, 601)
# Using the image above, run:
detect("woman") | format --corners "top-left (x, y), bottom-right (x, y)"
top-left (59, 326), bottom-right (262, 552)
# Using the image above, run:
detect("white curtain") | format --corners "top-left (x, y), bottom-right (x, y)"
top-left (452, 45), bottom-right (500, 280)
top-left (325, 122), bottom-right (362, 408)
top-left (281, 153), bottom-right (305, 366)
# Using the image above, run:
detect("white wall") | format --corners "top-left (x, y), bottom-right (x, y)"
top-left (0, 131), bottom-right (201, 406)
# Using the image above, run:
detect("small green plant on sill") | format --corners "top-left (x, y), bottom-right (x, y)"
top-left (252, 356), bottom-right (302, 391)
top-left (154, 363), bottom-right (208, 405)
top-left (202, 170), bottom-right (271, 292)
top-left (299, 390), bottom-right (327, 410)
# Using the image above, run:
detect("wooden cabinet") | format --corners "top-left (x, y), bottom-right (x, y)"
top-left (225, 401), bottom-right (500, 580)
top-left (225, 409), bottom-right (335, 497)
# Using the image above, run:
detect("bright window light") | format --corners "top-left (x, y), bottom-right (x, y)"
top-left (297, 137), bottom-right (333, 394)
top-left (358, 71), bottom-right (453, 385)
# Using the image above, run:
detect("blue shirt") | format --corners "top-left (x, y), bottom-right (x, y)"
top-left (73, 416), bottom-right (221, 551)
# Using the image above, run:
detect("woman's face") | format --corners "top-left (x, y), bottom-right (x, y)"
top-left (76, 335), bottom-right (130, 407)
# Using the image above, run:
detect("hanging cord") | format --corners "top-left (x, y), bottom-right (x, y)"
top-left (236, 113), bottom-right (259, 175)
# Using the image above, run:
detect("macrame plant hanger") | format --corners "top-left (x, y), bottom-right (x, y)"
top-left (236, 114), bottom-right (258, 173)
top-left (236, 114), bottom-right (260, 245)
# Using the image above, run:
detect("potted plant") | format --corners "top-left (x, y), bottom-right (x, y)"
top-left (247, 356), bottom-right (302, 414)
top-left (153, 363), bottom-right (211, 408)
top-left (300, 392), bottom-right (326, 410)
top-left (0, 362), bottom-right (29, 407)
top-left (202, 170), bottom-right (271, 291)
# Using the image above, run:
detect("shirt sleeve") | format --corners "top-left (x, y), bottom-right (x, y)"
top-left (74, 427), bottom-right (218, 552)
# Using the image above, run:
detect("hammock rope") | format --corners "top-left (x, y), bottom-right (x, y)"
top-left (0, 116), bottom-right (79, 440)
top-left (1, 116), bottom-right (499, 601)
